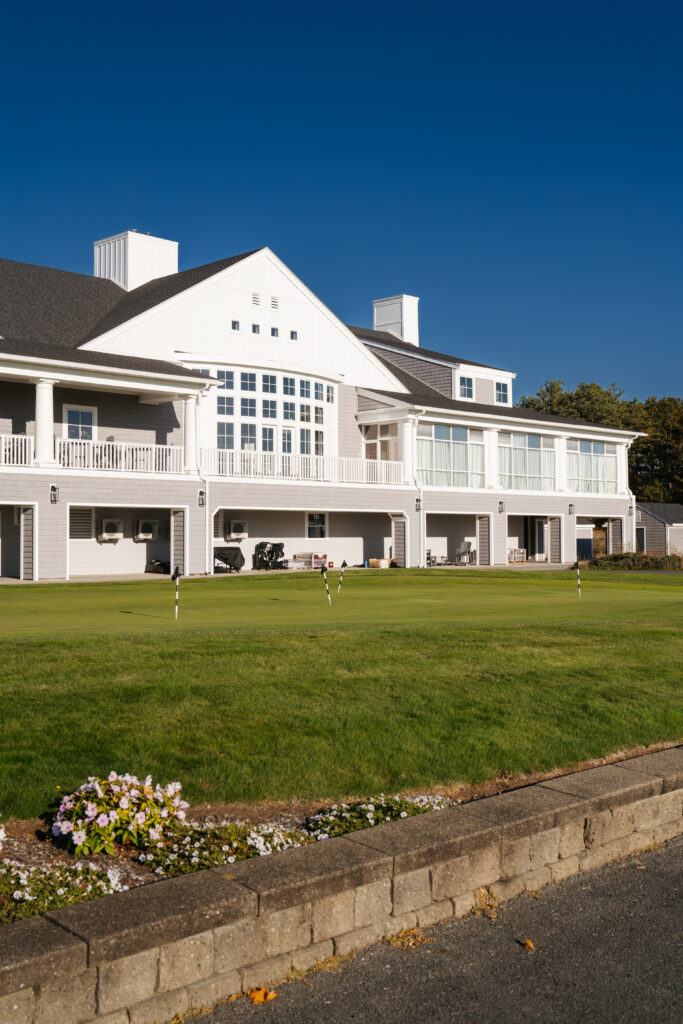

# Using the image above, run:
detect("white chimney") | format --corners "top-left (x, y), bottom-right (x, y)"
top-left (373, 294), bottom-right (420, 347)
top-left (93, 230), bottom-right (179, 291)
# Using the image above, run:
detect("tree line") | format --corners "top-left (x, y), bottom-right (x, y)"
top-left (517, 381), bottom-right (683, 503)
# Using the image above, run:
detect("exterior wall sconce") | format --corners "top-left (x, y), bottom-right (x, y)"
top-left (628, 506), bottom-right (633, 516)
top-left (415, 497), bottom-right (422, 511)
top-left (50, 485), bottom-right (59, 504)
top-left (198, 490), bottom-right (206, 507)
top-left (498, 501), bottom-right (505, 513)
top-left (568, 503), bottom-right (575, 515)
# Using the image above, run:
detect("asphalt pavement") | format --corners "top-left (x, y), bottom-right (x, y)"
top-left (203, 837), bottom-right (682, 1024)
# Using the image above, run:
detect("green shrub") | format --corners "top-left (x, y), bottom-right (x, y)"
top-left (304, 794), bottom-right (451, 839)
top-left (141, 820), bottom-right (306, 875)
top-left (590, 552), bottom-right (682, 571)
top-left (0, 861), bottom-right (126, 924)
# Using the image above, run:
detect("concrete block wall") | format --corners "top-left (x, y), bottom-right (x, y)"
top-left (0, 748), bottom-right (680, 1024)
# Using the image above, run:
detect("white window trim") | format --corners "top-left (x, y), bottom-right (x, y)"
top-left (62, 404), bottom-right (98, 440)
top-left (458, 375), bottom-right (475, 402)
top-left (495, 382), bottom-right (511, 405)
top-left (304, 511), bottom-right (328, 539)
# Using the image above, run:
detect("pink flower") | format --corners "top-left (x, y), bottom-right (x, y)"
top-left (135, 811), bottom-right (146, 826)
top-left (59, 820), bottom-right (74, 834)
top-left (119, 797), bottom-right (129, 810)
top-left (108, 771), bottom-right (118, 782)
top-left (108, 810), bottom-right (118, 822)
top-left (96, 814), bottom-right (109, 828)
top-left (149, 827), bottom-right (161, 841)
top-left (175, 810), bottom-right (186, 820)
top-left (85, 802), bottom-right (98, 820)
top-left (73, 829), bottom-right (86, 846)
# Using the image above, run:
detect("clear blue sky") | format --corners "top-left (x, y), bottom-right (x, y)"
top-left (2, 1), bottom-right (682, 400)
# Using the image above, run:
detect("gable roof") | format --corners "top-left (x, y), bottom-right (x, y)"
top-left (0, 251), bottom-right (261, 380)
top-left (364, 354), bottom-right (639, 434)
top-left (347, 325), bottom-right (512, 374)
top-left (81, 250), bottom-right (262, 342)
top-left (636, 503), bottom-right (683, 525)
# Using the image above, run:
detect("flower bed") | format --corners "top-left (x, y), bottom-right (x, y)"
top-left (0, 778), bottom-right (454, 924)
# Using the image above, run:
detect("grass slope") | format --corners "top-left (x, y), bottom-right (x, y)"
top-left (1, 570), bottom-right (681, 819)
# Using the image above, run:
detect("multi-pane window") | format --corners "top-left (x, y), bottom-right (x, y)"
top-left (315, 430), bottom-right (324, 456)
top-left (191, 368), bottom-right (211, 376)
top-left (498, 433), bottom-right (555, 491)
top-left (241, 372), bottom-right (256, 391)
top-left (495, 382), bottom-right (509, 403)
top-left (300, 428), bottom-right (311, 454)
top-left (262, 427), bottom-right (274, 451)
top-left (252, 324), bottom-right (260, 334)
top-left (283, 376), bottom-right (295, 396)
top-left (241, 398), bottom-right (256, 417)
top-left (271, 327), bottom-right (279, 338)
top-left (217, 396), bottom-right (234, 416)
top-left (263, 399), bottom-right (277, 418)
top-left (241, 423), bottom-right (256, 450)
top-left (231, 321), bottom-right (239, 331)
top-left (283, 401), bottom-right (295, 420)
top-left (218, 370), bottom-right (234, 389)
top-left (300, 379), bottom-right (311, 398)
top-left (300, 404), bottom-right (311, 422)
top-left (326, 385), bottom-right (334, 403)
top-left (416, 423), bottom-right (485, 487)
top-left (290, 330), bottom-right (298, 340)
top-left (363, 423), bottom-right (399, 462)
top-left (314, 406), bottom-right (324, 425)
top-left (262, 374), bottom-right (276, 393)
top-left (217, 422), bottom-right (234, 449)
top-left (307, 513), bottom-right (326, 538)
top-left (66, 407), bottom-right (95, 440)
top-left (567, 439), bottom-right (618, 494)
top-left (314, 382), bottom-right (324, 401)
top-left (282, 428), bottom-right (292, 453)
top-left (459, 377), bottom-right (473, 399)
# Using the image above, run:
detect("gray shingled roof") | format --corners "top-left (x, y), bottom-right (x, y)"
top-left (347, 324), bottom-right (512, 373)
top-left (636, 503), bottom-right (683, 525)
top-left (365, 354), bottom-right (638, 433)
top-left (0, 334), bottom-right (210, 381)
top-left (0, 251), bottom-right (260, 379)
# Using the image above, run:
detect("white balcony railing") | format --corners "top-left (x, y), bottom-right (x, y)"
top-left (0, 434), bottom-right (34, 466)
top-left (56, 439), bottom-right (185, 474)
top-left (202, 449), bottom-right (404, 485)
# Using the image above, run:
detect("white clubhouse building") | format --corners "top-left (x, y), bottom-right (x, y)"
top-left (0, 230), bottom-right (639, 579)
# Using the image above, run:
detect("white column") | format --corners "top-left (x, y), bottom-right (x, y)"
top-left (484, 429), bottom-right (497, 488)
top-left (556, 436), bottom-right (568, 491)
top-left (398, 418), bottom-right (415, 483)
top-left (34, 378), bottom-right (57, 465)
top-left (183, 395), bottom-right (199, 472)
top-left (617, 444), bottom-right (628, 494)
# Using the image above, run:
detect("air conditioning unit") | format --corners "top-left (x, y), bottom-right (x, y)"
top-left (225, 519), bottom-right (248, 540)
top-left (134, 519), bottom-right (159, 542)
top-left (98, 519), bottom-right (124, 542)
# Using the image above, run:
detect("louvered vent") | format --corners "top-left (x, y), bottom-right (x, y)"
top-left (252, 292), bottom-right (260, 306)
top-left (271, 296), bottom-right (279, 309)
top-left (70, 508), bottom-right (93, 539)
top-left (213, 511), bottom-right (223, 539)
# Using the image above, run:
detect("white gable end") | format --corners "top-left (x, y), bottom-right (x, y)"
top-left (81, 249), bottom-right (406, 392)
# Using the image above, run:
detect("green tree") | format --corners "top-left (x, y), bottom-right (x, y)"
top-left (518, 381), bottom-right (683, 503)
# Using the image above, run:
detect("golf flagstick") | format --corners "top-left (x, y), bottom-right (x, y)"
top-left (573, 560), bottom-right (581, 599)
top-left (320, 564), bottom-right (331, 606)
top-left (337, 559), bottom-right (348, 595)
top-left (172, 565), bottom-right (181, 619)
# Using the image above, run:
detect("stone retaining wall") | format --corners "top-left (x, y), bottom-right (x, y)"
top-left (1, 748), bottom-right (681, 1024)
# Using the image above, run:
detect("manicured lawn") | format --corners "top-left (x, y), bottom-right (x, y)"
top-left (1, 570), bottom-right (681, 820)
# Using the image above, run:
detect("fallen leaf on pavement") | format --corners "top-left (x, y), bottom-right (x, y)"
top-left (248, 987), bottom-right (278, 1004)
top-left (523, 939), bottom-right (535, 951)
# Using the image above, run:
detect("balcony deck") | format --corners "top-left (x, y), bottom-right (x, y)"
top-left (202, 449), bottom-right (404, 485)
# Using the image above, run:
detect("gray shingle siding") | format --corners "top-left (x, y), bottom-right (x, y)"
top-left (370, 348), bottom-right (453, 399)
top-left (475, 378), bottom-right (495, 405)
top-left (637, 506), bottom-right (667, 555)
top-left (338, 384), bottom-right (363, 457)
top-left (0, 381), bottom-right (183, 446)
